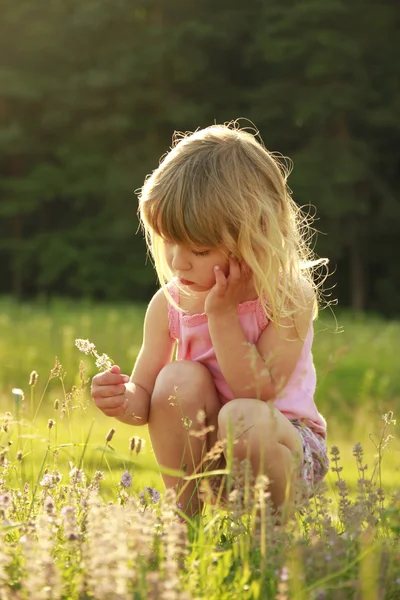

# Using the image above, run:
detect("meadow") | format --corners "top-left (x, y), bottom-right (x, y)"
top-left (0, 297), bottom-right (399, 599)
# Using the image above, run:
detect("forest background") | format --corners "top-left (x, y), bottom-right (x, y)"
top-left (0, 0), bottom-right (399, 315)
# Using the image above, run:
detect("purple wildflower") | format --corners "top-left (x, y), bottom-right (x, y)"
top-left (120, 471), bottom-right (132, 488)
top-left (0, 492), bottom-right (12, 509)
top-left (139, 486), bottom-right (160, 505)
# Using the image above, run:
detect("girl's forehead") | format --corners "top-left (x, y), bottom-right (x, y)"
top-left (160, 234), bottom-right (214, 250)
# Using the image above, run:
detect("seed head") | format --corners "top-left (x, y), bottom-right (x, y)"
top-left (48, 419), bottom-right (56, 430)
top-left (29, 370), bottom-right (39, 386)
top-left (129, 436), bottom-right (145, 454)
top-left (105, 428), bottom-right (115, 443)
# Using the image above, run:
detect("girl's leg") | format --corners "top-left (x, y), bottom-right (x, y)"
top-left (148, 360), bottom-right (221, 516)
top-left (217, 399), bottom-right (304, 511)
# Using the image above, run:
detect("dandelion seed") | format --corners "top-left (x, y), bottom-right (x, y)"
top-left (120, 471), bottom-right (132, 488)
top-left (105, 428), bottom-right (115, 443)
top-left (29, 370), bottom-right (39, 386)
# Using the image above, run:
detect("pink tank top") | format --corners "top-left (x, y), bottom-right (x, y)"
top-left (167, 282), bottom-right (326, 437)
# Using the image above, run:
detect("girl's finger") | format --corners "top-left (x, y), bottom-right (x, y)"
top-left (214, 265), bottom-right (227, 291)
top-left (229, 254), bottom-right (241, 280)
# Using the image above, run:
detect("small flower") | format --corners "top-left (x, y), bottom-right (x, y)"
top-left (280, 566), bottom-right (289, 582)
top-left (44, 496), bottom-right (55, 514)
top-left (69, 466), bottom-right (86, 485)
top-left (75, 338), bottom-right (114, 371)
top-left (0, 493), bottom-right (12, 509)
top-left (75, 339), bottom-right (96, 355)
top-left (40, 474), bottom-right (53, 488)
top-left (61, 506), bottom-right (79, 541)
top-left (93, 470), bottom-right (104, 482)
top-left (40, 470), bottom-right (62, 488)
top-left (95, 353), bottom-right (113, 371)
top-left (120, 471), bottom-right (132, 488)
top-left (139, 487), bottom-right (160, 505)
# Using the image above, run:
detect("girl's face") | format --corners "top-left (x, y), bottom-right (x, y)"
top-left (163, 239), bottom-right (230, 292)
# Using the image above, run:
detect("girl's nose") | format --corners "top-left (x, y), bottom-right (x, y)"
top-left (171, 247), bottom-right (191, 271)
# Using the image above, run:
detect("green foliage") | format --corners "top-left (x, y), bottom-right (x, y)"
top-left (0, 365), bottom-right (399, 598)
top-left (0, 0), bottom-right (399, 312)
top-left (0, 299), bottom-right (399, 596)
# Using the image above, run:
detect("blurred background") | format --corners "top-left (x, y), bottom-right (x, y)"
top-left (0, 0), bottom-right (399, 313)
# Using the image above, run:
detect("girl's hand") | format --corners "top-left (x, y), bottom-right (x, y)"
top-left (91, 364), bottom-right (131, 417)
top-left (205, 255), bottom-right (251, 317)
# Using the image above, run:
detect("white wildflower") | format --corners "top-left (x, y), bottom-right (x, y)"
top-left (95, 354), bottom-right (113, 371)
top-left (75, 338), bottom-right (114, 371)
top-left (75, 339), bottom-right (96, 355)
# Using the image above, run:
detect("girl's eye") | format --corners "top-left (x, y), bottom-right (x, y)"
top-left (192, 250), bottom-right (210, 257)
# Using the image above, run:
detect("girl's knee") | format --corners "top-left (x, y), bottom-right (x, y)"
top-left (151, 360), bottom-right (218, 415)
top-left (154, 360), bottom-right (213, 394)
top-left (218, 398), bottom-right (272, 433)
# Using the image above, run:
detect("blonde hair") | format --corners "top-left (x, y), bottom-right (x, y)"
top-left (138, 121), bottom-right (327, 325)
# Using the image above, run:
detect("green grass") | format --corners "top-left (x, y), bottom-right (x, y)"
top-left (1, 297), bottom-right (400, 598)
top-left (1, 297), bottom-right (399, 487)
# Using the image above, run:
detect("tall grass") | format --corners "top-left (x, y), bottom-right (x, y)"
top-left (1, 298), bottom-right (400, 598)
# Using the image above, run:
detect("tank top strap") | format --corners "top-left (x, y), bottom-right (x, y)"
top-left (166, 281), bottom-right (180, 340)
top-left (255, 298), bottom-right (269, 331)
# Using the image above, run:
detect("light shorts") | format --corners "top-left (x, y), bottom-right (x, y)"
top-left (291, 420), bottom-right (330, 491)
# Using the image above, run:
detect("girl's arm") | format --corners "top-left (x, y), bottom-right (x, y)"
top-left (121, 288), bottom-right (176, 425)
top-left (92, 288), bottom-right (175, 426)
top-left (208, 286), bottom-right (314, 402)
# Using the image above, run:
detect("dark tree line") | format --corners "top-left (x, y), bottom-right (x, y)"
top-left (0, 0), bottom-right (399, 313)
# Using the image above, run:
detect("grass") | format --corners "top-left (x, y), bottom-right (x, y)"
top-left (1, 297), bottom-right (400, 598)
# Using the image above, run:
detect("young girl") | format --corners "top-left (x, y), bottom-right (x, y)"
top-left (91, 122), bottom-right (329, 516)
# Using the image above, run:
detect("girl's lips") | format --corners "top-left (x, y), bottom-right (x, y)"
top-left (178, 278), bottom-right (194, 285)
